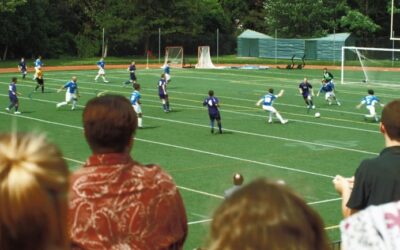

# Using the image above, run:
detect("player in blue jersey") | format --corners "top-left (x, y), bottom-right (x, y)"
top-left (163, 61), bottom-right (171, 83)
top-left (5, 77), bottom-right (21, 114)
top-left (356, 89), bottom-right (384, 122)
top-left (299, 77), bottom-right (315, 110)
top-left (124, 61), bottom-right (137, 86)
top-left (203, 90), bottom-right (223, 134)
top-left (18, 57), bottom-right (27, 79)
top-left (256, 88), bottom-right (288, 124)
top-left (130, 83), bottom-right (143, 128)
top-left (33, 56), bottom-right (43, 80)
top-left (94, 58), bottom-right (109, 83)
top-left (56, 76), bottom-right (80, 110)
top-left (158, 74), bottom-right (170, 112)
top-left (317, 80), bottom-right (341, 106)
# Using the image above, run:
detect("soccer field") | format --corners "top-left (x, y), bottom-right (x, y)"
top-left (1, 66), bottom-right (399, 249)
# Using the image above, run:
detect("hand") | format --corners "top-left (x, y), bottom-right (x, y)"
top-left (333, 175), bottom-right (352, 195)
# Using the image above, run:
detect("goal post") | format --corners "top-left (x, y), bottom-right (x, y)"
top-left (390, 0), bottom-right (400, 40)
top-left (195, 46), bottom-right (216, 69)
top-left (164, 46), bottom-right (183, 68)
top-left (341, 46), bottom-right (400, 86)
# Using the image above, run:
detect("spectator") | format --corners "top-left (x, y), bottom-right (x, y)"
top-left (0, 133), bottom-right (69, 250)
top-left (208, 178), bottom-right (330, 250)
top-left (340, 200), bottom-right (400, 249)
top-left (333, 99), bottom-right (400, 218)
top-left (224, 173), bottom-right (244, 198)
top-left (68, 94), bottom-right (187, 250)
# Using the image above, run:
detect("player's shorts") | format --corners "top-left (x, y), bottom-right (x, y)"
top-left (98, 68), bottom-right (105, 75)
top-left (209, 112), bottom-right (221, 121)
top-left (325, 92), bottom-right (335, 100)
top-left (132, 104), bottom-right (142, 114)
top-left (9, 95), bottom-right (18, 104)
top-left (165, 73), bottom-right (171, 82)
top-left (66, 92), bottom-right (77, 102)
top-left (367, 105), bottom-right (376, 116)
top-left (302, 94), bottom-right (312, 100)
top-left (36, 78), bottom-right (44, 85)
top-left (34, 66), bottom-right (41, 72)
top-left (262, 105), bottom-right (278, 113)
top-left (159, 93), bottom-right (168, 99)
top-left (130, 73), bottom-right (136, 81)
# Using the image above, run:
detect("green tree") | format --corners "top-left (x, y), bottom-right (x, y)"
top-left (0, 0), bottom-right (26, 12)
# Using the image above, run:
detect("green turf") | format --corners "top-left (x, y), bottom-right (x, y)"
top-left (1, 66), bottom-right (398, 249)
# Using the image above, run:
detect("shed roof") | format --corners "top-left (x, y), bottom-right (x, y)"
top-left (238, 29), bottom-right (273, 39)
top-left (308, 33), bottom-right (351, 41)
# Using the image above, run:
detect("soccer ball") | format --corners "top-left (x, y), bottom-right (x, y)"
top-left (315, 112), bottom-right (321, 118)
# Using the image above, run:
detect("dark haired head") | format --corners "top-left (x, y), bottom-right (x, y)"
top-left (12, 77), bottom-right (17, 83)
top-left (133, 83), bottom-right (140, 90)
top-left (268, 88), bottom-right (274, 94)
top-left (368, 89), bottom-right (374, 95)
top-left (83, 95), bottom-right (137, 153)
top-left (381, 99), bottom-right (400, 141)
top-left (208, 90), bottom-right (214, 96)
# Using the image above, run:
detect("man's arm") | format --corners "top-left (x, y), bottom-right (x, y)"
top-left (333, 175), bottom-right (359, 218)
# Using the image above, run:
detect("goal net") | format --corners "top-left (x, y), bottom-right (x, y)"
top-left (341, 46), bottom-right (400, 86)
top-left (195, 46), bottom-right (216, 69)
top-left (164, 46), bottom-right (183, 68)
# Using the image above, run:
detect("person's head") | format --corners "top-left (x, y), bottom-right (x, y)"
top-left (167, 60), bottom-right (171, 64)
top-left (208, 90), bottom-right (214, 97)
top-left (12, 77), bottom-right (17, 83)
top-left (208, 178), bottom-right (330, 250)
top-left (161, 73), bottom-right (165, 79)
top-left (38, 55), bottom-right (42, 59)
top-left (0, 133), bottom-right (69, 250)
top-left (131, 61), bottom-right (135, 65)
top-left (303, 77), bottom-right (308, 83)
top-left (83, 95), bottom-right (137, 154)
top-left (323, 68), bottom-right (327, 72)
top-left (368, 89), bottom-right (374, 95)
top-left (100, 57), bottom-right (104, 61)
top-left (232, 173), bottom-right (243, 186)
top-left (133, 83), bottom-right (140, 91)
top-left (71, 76), bottom-right (77, 83)
top-left (21, 57), bottom-right (24, 61)
top-left (381, 99), bottom-right (400, 142)
top-left (268, 88), bottom-right (274, 94)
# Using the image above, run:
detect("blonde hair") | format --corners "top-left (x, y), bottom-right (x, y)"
top-left (0, 133), bottom-right (69, 250)
top-left (208, 178), bottom-right (330, 250)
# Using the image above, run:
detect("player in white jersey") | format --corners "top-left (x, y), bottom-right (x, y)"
top-left (94, 58), bottom-right (109, 83)
top-left (130, 83), bottom-right (143, 128)
top-left (256, 88), bottom-right (288, 124)
top-left (356, 89), bottom-right (384, 122)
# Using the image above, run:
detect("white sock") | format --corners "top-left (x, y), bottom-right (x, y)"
top-left (276, 112), bottom-right (284, 123)
top-left (138, 117), bottom-right (143, 127)
top-left (95, 75), bottom-right (99, 80)
top-left (102, 76), bottom-right (107, 81)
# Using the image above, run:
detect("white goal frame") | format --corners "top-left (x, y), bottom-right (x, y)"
top-left (341, 46), bottom-right (400, 84)
top-left (195, 46), bottom-right (216, 69)
top-left (164, 46), bottom-right (184, 68)
top-left (390, 0), bottom-right (400, 40)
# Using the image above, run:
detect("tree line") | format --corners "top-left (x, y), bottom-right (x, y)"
top-left (1, 0), bottom-right (398, 59)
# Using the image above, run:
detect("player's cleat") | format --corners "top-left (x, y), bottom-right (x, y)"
top-left (5, 107), bottom-right (10, 112)
top-left (56, 103), bottom-right (62, 108)
top-left (312, 105), bottom-right (316, 109)
top-left (268, 119), bottom-right (272, 123)
top-left (14, 111), bottom-right (21, 115)
top-left (281, 119), bottom-right (288, 124)
top-left (328, 102), bottom-right (332, 105)
top-left (211, 128), bottom-right (214, 134)
top-left (337, 102), bottom-right (341, 106)
top-left (219, 130), bottom-right (222, 134)
top-left (104, 80), bottom-right (109, 83)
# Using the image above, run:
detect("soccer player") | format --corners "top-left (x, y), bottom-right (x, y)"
top-left (33, 56), bottom-right (43, 80)
top-left (56, 76), bottom-right (80, 110)
top-left (5, 77), bottom-right (21, 114)
top-left (322, 68), bottom-right (334, 83)
top-left (124, 61), bottom-right (137, 86)
top-left (317, 80), bottom-right (341, 106)
top-left (203, 90), bottom-right (223, 134)
top-left (163, 61), bottom-right (171, 83)
top-left (256, 88), bottom-right (288, 124)
top-left (158, 74), bottom-right (170, 112)
top-left (34, 68), bottom-right (45, 93)
top-left (18, 57), bottom-right (27, 79)
top-left (299, 77), bottom-right (315, 110)
top-left (356, 89), bottom-right (384, 122)
top-left (94, 58), bottom-right (109, 83)
top-left (130, 83), bottom-right (143, 128)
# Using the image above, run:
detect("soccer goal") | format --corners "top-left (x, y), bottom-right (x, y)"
top-left (341, 46), bottom-right (400, 86)
top-left (195, 46), bottom-right (216, 69)
top-left (164, 46), bottom-right (183, 68)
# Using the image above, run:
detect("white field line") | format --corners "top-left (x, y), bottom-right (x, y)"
top-left (0, 111), bottom-right (336, 179)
